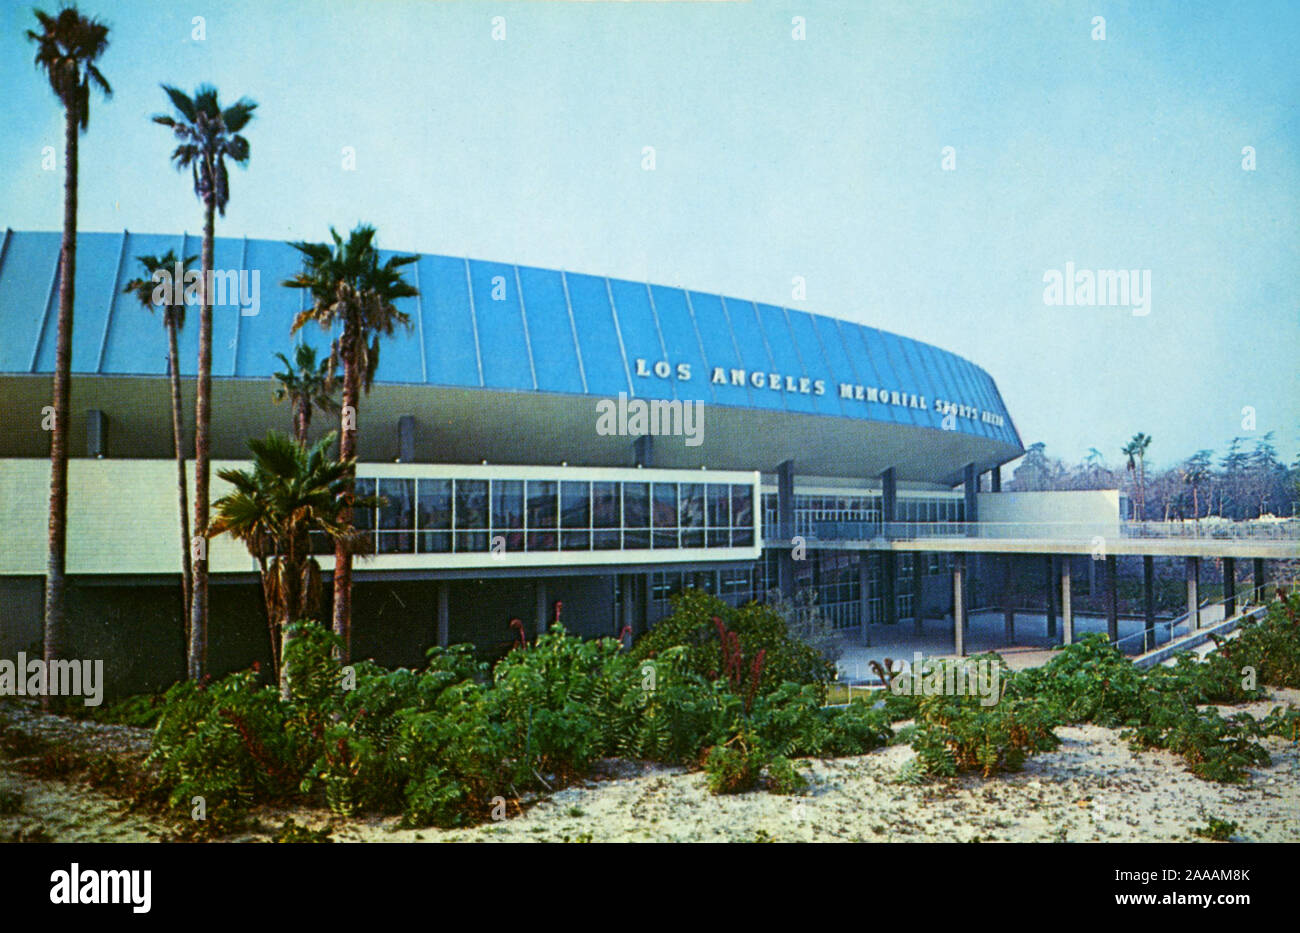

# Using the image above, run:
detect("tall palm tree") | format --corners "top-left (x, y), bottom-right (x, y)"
top-left (284, 225), bottom-right (417, 662)
top-left (272, 343), bottom-right (339, 444)
top-left (27, 6), bottom-right (111, 695)
top-left (123, 250), bottom-right (197, 635)
top-left (1181, 450), bottom-right (1212, 529)
top-left (154, 84), bottom-right (256, 680)
top-left (209, 431), bottom-right (362, 695)
top-left (1122, 432), bottom-right (1152, 521)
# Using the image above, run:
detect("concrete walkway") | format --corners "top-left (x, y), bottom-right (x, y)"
top-left (835, 605), bottom-right (1228, 680)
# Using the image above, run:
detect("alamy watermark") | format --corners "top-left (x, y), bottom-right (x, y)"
top-left (148, 262), bottom-right (261, 316)
top-left (1043, 262), bottom-right (1151, 316)
top-left (595, 392), bottom-right (704, 447)
top-left (0, 653), bottom-right (104, 706)
top-left (883, 652), bottom-right (1004, 707)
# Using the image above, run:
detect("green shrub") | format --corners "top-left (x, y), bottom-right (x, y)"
top-left (910, 661), bottom-right (1061, 778)
top-left (703, 736), bottom-right (765, 795)
top-left (632, 589), bottom-right (836, 700)
top-left (764, 755), bottom-right (807, 795)
top-left (1192, 816), bottom-right (1238, 841)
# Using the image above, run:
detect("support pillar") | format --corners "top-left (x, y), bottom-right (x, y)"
top-left (990, 465), bottom-right (1001, 492)
top-left (1002, 555), bottom-right (1015, 644)
top-left (621, 573), bottom-right (636, 637)
top-left (912, 551), bottom-right (925, 633)
top-left (1045, 555), bottom-right (1057, 639)
top-left (952, 553), bottom-right (966, 657)
top-left (1143, 556), bottom-right (1155, 651)
top-left (1186, 557), bottom-right (1200, 631)
top-left (535, 579), bottom-right (549, 640)
top-left (777, 459), bottom-right (796, 597)
top-left (1253, 558), bottom-right (1266, 601)
top-left (1105, 554), bottom-right (1118, 644)
top-left (881, 553), bottom-right (898, 627)
top-left (1223, 557), bottom-right (1236, 618)
top-left (962, 463), bottom-right (978, 535)
top-left (1061, 557), bottom-right (1073, 645)
top-left (641, 573), bottom-right (653, 634)
top-left (857, 553), bottom-right (870, 646)
top-left (633, 433), bottom-right (653, 467)
top-left (436, 580), bottom-right (450, 648)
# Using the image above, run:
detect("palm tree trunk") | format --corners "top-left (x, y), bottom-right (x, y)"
top-left (167, 318), bottom-right (193, 647)
top-left (43, 99), bottom-right (79, 709)
top-left (332, 324), bottom-right (360, 663)
top-left (189, 195), bottom-right (215, 681)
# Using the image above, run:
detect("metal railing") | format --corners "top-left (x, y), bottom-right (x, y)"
top-left (1110, 581), bottom-right (1293, 656)
top-left (767, 518), bottom-right (1300, 544)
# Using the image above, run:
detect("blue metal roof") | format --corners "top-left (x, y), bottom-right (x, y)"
top-left (0, 229), bottom-right (1022, 449)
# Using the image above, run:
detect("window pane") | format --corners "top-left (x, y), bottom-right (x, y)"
top-left (731, 484), bottom-right (753, 530)
top-left (561, 481), bottom-right (591, 528)
top-left (527, 480), bottom-right (557, 550)
top-left (623, 482), bottom-right (648, 528)
top-left (455, 480), bottom-right (489, 529)
top-left (592, 482), bottom-right (619, 529)
top-left (707, 484), bottom-right (730, 527)
top-left (652, 484), bottom-right (678, 527)
top-left (680, 483), bottom-right (704, 547)
top-left (653, 483), bottom-right (678, 548)
top-left (491, 479), bottom-right (525, 551)
top-left (378, 478), bottom-right (414, 554)
top-left (417, 478), bottom-right (451, 553)
top-left (352, 477), bottom-right (377, 555)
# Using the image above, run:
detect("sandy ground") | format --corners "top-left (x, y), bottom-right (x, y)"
top-left (3, 688), bottom-right (1297, 843)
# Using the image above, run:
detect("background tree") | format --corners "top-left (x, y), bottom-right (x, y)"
top-left (1180, 449), bottom-right (1212, 525)
top-left (272, 343), bottom-right (339, 444)
top-left (26, 5), bottom-right (111, 693)
top-left (209, 431), bottom-right (362, 694)
top-left (284, 225), bottom-right (417, 662)
top-left (123, 250), bottom-right (197, 633)
top-left (154, 83), bottom-right (256, 680)
top-left (1122, 433), bottom-right (1152, 520)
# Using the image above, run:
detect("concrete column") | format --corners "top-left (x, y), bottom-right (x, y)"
top-left (1223, 557), bottom-right (1236, 618)
top-left (880, 467), bottom-right (897, 530)
top-left (912, 551), bottom-right (925, 633)
top-left (1002, 555), bottom-right (1015, 644)
top-left (881, 552), bottom-right (898, 626)
top-left (990, 465), bottom-right (1001, 492)
top-left (620, 573), bottom-right (636, 636)
top-left (1186, 557), bottom-right (1200, 631)
top-left (1045, 555), bottom-right (1057, 639)
top-left (857, 553), bottom-right (870, 646)
top-left (1253, 558), bottom-right (1266, 601)
top-left (1105, 554), bottom-right (1118, 643)
top-left (1061, 557), bottom-right (1073, 645)
top-left (953, 552), bottom-right (966, 657)
top-left (1143, 556), bottom-right (1155, 651)
top-left (641, 573), bottom-right (653, 633)
top-left (535, 579), bottom-right (549, 639)
top-left (777, 460), bottom-right (796, 597)
top-left (436, 580), bottom-right (450, 648)
top-left (963, 463), bottom-right (978, 535)
top-left (634, 434), bottom-right (653, 467)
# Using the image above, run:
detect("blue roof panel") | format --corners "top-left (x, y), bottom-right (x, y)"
top-left (0, 230), bottom-right (1021, 454)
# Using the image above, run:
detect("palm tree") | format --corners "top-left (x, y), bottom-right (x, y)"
top-left (1181, 450), bottom-right (1212, 530)
top-left (123, 250), bottom-right (197, 634)
top-left (154, 84), bottom-right (257, 680)
top-left (284, 225), bottom-right (417, 662)
top-left (209, 431), bottom-right (363, 694)
top-left (272, 343), bottom-right (339, 444)
top-left (1122, 432), bottom-right (1152, 521)
top-left (27, 6), bottom-right (111, 694)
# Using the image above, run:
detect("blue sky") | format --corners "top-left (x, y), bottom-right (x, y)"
top-left (1, 0), bottom-right (1296, 471)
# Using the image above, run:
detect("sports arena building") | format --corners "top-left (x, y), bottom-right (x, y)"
top-left (0, 230), bottom-right (1293, 693)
